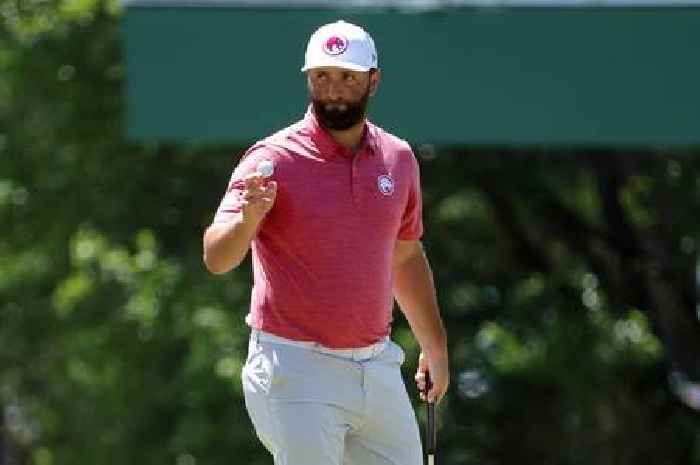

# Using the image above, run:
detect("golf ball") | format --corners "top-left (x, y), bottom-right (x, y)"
top-left (257, 160), bottom-right (274, 178)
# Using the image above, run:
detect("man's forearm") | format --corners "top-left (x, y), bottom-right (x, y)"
top-left (202, 216), bottom-right (258, 274)
top-left (393, 251), bottom-right (447, 355)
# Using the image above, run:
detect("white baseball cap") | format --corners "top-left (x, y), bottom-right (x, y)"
top-left (301, 20), bottom-right (378, 73)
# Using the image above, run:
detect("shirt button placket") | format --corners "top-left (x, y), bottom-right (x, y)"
top-left (352, 155), bottom-right (360, 203)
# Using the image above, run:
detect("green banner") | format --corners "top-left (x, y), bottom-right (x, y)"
top-left (124, 7), bottom-right (700, 145)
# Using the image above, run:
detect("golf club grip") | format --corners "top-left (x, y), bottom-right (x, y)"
top-left (425, 372), bottom-right (436, 455)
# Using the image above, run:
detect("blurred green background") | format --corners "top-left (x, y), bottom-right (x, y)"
top-left (2, 2), bottom-right (700, 465)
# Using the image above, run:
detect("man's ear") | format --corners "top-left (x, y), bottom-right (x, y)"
top-left (369, 69), bottom-right (381, 97)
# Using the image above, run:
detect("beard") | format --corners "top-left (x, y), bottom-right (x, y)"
top-left (311, 85), bottom-right (371, 131)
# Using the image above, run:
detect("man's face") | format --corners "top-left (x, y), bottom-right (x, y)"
top-left (307, 67), bottom-right (380, 131)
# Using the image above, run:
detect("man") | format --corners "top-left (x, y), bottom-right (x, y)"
top-left (203, 20), bottom-right (448, 465)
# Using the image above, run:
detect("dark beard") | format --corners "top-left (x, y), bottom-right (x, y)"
top-left (312, 85), bottom-right (370, 131)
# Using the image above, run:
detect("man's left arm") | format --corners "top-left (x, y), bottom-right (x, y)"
top-left (393, 239), bottom-right (449, 403)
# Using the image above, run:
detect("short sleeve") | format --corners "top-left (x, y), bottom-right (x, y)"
top-left (212, 147), bottom-right (277, 224)
top-left (397, 152), bottom-right (424, 240)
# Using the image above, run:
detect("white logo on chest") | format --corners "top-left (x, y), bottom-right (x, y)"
top-left (377, 174), bottom-right (395, 196)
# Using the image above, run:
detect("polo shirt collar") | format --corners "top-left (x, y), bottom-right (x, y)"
top-left (303, 105), bottom-right (377, 160)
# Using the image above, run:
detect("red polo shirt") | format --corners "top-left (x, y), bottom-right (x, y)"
top-left (214, 106), bottom-right (423, 348)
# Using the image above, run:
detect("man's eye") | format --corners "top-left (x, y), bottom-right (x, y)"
top-left (344, 74), bottom-right (356, 82)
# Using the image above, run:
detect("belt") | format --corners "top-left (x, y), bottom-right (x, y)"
top-left (251, 329), bottom-right (388, 361)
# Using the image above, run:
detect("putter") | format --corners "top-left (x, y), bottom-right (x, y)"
top-left (425, 372), bottom-right (436, 465)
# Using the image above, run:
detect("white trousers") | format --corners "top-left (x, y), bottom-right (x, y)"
top-left (241, 329), bottom-right (423, 465)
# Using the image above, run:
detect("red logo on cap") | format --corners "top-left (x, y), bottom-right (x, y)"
top-left (323, 35), bottom-right (348, 56)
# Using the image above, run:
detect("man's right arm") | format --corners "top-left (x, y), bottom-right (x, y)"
top-left (202, 216), bottom-right (259, 274)
top-left (202, 172), bottom-right (277, 274)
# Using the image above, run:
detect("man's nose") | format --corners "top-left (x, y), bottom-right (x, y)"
top-left (327, 81), bottom-right (344, 101)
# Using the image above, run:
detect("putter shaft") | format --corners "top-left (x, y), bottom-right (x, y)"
top-left (425, 372), bottom-right (436, 464)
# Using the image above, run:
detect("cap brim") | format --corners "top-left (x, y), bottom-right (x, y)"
top-left (301, 62), bottom-right (374, 73)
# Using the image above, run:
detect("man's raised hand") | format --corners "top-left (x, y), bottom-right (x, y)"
top-left (240, 172), bottom-right (277, 225)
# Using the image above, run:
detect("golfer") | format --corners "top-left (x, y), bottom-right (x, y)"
top-left (203, 20), bottom-right (449, 465)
